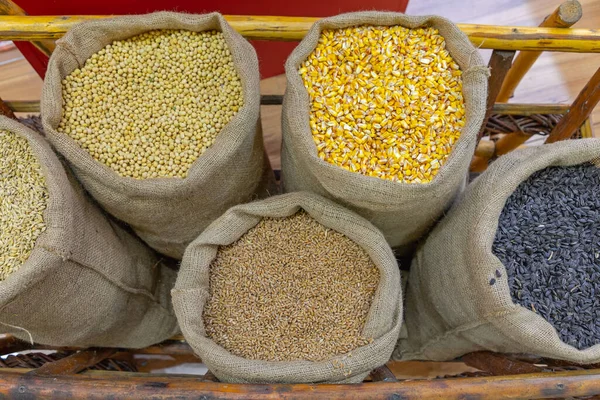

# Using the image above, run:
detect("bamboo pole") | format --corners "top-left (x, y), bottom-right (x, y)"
top-left (579, 118), bottom-right (594, 138)
top-left (474, 140), bottom-right (495, 159)
top-left (496, 0), bottom-right (582, 102)
top-left (495, 131), bottom-right (533, 156)
top-left (2, 367), bottom-right (600, 399)
top-left (546, 66), bottom-right (600, 143)
top-left (0, 100), bottom-right (574, 115)
top-left (0, 0), bottom-right (55, 56)
top-left (490, 103), bottom-right (570, 115)
top-left (4, 100), bottom-right (39, 113)
top-left (0, 16), bottom-right (597, 52)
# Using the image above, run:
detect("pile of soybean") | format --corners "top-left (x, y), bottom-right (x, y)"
top-left (493, 163), bottom-right (600, 350)
top-left (58, 29), bottom-right (243, 179)
top-left (203, 212), bottom-right (380, 361)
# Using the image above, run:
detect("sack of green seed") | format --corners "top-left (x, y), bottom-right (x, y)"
top-left (398, 139), bottom-right (600, 363)
top-left (0, 116), bottom-right (178, 348)
top-left (172, 192), bottom-right (402, 383)
top-left (281, 11), bottom-right (489, 254)
top-left (42, 11), bottom-right (270, 259)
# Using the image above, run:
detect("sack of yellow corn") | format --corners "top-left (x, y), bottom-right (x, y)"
top-left (42, 12), bottom-right (271, 259)
top-left (172, 192), bottom-right (402, 383)
top-left (0, 116), bottom-right (178, 348)
top-left (282, 11), bottom-right (489, 254)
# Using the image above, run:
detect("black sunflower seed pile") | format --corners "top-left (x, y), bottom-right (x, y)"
top-left (492, 163), bottom-right (600, 350)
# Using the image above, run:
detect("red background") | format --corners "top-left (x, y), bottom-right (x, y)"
top-left (13, 0), bottom-right (409, 79)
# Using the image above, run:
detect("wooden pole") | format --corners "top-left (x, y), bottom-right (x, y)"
top-left (0, 96), bottom-right (16, 119)
top-left (2, 368), bottom-right (600, 399)
top-left (477, 50), bottom-right (516, 142)
top-left (0, 16), bottom-right (596, 52)
top-left (495, 131), bottom-right (533, 156)
top-left (474, 140), bottom-right (495, 159)
top-left (0, 0), bottom-right (55, 56)
top-left (471, 50), bottom-right (515, 170)
top-left (496, 0), bottom-right (582, 102)
top-left (546, 65), bottom-right (600, 143)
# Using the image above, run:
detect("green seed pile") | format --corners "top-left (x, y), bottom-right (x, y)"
top-left (58, 29), bottom-right (243, 179)
top-left (0, 130), bottom-right (49, 281)
top-left (203, 212), bottom-right (380, 362)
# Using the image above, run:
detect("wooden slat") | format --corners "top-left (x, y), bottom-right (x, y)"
top-left (370, 365), bottom-right (398, 382)
top-left (462, 352), bottom-right (543, 376)
top-left (29, 349), bottom-right (117, 376)
top-left (496, 0), bottom-right (582, 102)
top-left (131, 341), bottom-right (195, 356)
top-left (0, 16), bottom-right (597, 52)
top-left (0, 335), bottom-right (30, 356)
top-left (546, 65), bottom-right (600, 143)
top-left (2, 368), bottom-right (600, 399)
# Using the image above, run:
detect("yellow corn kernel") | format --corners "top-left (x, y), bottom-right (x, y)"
top-left (299, 24), bottom-right (465, 184)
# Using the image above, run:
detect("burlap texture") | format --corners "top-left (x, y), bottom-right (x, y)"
top-left (173, 192), bottom-right (402, 383)
top-left (281, 11), bottom-right (489, 253)
top-left (42, 12), bottom-right (269, 259)
top-left (0, 117), bottom-right (179, 348)
top-left (397, 139), bottom-right (600, 363)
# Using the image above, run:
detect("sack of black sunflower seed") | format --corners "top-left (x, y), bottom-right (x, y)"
top-left (397, 139), bottom-right (600, 363)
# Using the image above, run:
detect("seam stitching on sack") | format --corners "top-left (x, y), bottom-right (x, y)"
top-left (38, 244), bottom-right (175, 315)
top-left (59, 42), bottom-right (84, 70)
top-left (404, 308), bottom-right (518, 358)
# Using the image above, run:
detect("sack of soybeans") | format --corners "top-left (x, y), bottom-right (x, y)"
top-left (172, 192), bottom-right (402, 383)
top-left (42, 12), bottom-right (270, 259)
top-left (0, 116), bottom-right (178, 348)
top-left (398, 139), bottom-right (600, 363)
top-left (282, 11), bottom-right (489, 254)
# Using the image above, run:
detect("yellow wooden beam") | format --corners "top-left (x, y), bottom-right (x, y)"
top-left (0, 16), bottom-right (597, 52)
top-left (0, 0), bottom-right (55, 56)
top-left (4, 100), bottom-right (574, 114)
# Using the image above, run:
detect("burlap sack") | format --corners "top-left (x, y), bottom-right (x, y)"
top-left (281, 11), bottom-right (489, 254)
top-left (397, 139), bottom-right (600, 363)
top-left (173, 192), bottom-right (402, 383)
top-left (42, 12), bottom-right (269, 259)
top-left (0, 117), bottom-right (178, 348)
